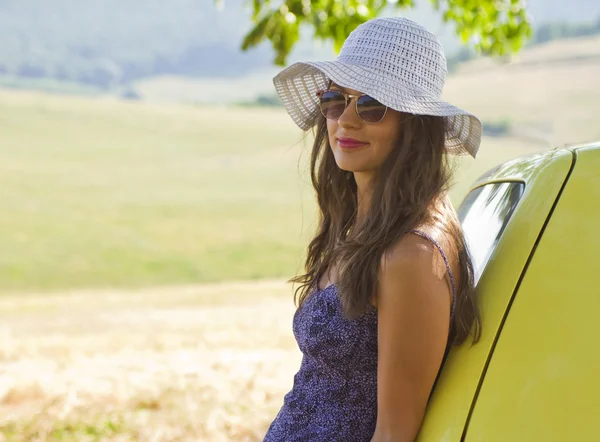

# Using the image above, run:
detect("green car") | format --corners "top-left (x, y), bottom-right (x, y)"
top-left (417, 142), bottom-right (600, 441)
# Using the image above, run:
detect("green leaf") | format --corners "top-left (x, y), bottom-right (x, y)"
top-left (460, 27), bottom-right (471, 42)
top-left (236, 0), bottom-right (532, 64)
top-left (241, 13), bottom-right (273, 50)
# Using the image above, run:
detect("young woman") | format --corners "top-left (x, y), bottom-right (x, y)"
top-left (264, 17), bottom-right (482, 442)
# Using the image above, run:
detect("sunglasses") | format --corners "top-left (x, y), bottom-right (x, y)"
top-left (316, 89), bottom-right (388, 123)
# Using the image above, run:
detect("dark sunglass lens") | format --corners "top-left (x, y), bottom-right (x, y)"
top-left (319, 91), bottom-right (346, 120)
top-left (357, 95), bottom-right (386, 122)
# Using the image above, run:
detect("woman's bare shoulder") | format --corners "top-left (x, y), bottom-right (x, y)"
top-left (374, 227), bottom-right (459, 307)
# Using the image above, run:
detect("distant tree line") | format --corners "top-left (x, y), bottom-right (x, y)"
top-left (530, 15), bottom-right (600, 44)
top-left (0, 43), bottom-right (271, 91)
top-left (0, 0), bottom-right (271, 93)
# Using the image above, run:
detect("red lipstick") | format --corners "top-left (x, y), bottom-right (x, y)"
top-left (337, 137), bottom-right (368, 149)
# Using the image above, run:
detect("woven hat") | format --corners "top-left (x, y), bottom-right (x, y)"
top-left (273, 17), bottom-right (482, 158)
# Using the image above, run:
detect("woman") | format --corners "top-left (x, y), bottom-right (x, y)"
top-left (264, 17), bottom-right (482, 442)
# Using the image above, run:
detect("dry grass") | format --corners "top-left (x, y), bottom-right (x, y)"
top-left (0, 281), bottom-right (301, 441)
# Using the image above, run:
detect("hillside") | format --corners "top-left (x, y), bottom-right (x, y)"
top-left (443, 34), bottom-right (600, 147)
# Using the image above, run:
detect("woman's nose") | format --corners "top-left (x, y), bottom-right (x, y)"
top-left (337, 99), bottom-right (361, 128)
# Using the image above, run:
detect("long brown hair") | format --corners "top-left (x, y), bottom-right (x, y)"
top-left (291, 113), bottom-right (481, 345)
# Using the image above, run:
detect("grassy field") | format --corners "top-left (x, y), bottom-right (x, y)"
top-left (0, 87), bottom-right (548, 442)
top-left (0, 89), bottom-right (545, 293)
top-left (0, 281), bottom-right (299, 441)
top-left (3, 36), bottom-right (599, 294)
top-left (0, 91), bottom-right (313, 292)
top-left (1, 34), bottom-right (599, 442)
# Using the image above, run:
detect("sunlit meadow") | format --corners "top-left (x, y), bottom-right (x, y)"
top-left (6, 33), bottom-right (599, 438)
top-left (0, 87), bottom-right (542, 441)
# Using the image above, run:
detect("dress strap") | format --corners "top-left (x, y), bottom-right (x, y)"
top-left (409, 229), bottom-right (457, 318)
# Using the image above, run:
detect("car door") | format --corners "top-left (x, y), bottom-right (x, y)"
top-left (417, 148), bottom-right (575, 441)
top-left (463, 144), bottom-right (600, 441)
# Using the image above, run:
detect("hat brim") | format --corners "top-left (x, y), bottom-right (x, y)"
top-left (273, 60), bottom-right (482, 158)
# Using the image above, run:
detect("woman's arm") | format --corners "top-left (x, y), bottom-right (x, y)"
top-left (371, 233), bottom-right (452, 442)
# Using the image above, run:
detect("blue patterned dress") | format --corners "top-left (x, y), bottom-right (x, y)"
top-left (263, 231), bottom-right (456, 442)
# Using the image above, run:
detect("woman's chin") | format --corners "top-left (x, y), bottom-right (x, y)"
top-left (333, 154), bottom-right (367, 172)
top-left (334, 160), bottom-right (359, 172)
top-left (334, 161), bottom-right (373, 174)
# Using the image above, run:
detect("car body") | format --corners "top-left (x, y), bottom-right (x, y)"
top-left (417, 142), bottom-right (600, 441)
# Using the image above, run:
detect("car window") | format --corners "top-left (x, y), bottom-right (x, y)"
top-left (458, 182), bottom-right (525, 285)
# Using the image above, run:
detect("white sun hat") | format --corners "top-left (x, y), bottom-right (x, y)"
top-left (273, 17), bottom-right (482, 158)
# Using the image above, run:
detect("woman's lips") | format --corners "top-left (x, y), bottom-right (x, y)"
top-left (337, 137), bottom-right (368, 149)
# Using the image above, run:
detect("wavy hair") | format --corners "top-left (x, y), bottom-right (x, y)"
top-left (291, 113), bottom-right (481, 345)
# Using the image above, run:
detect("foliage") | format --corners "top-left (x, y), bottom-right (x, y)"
top-left (237, 0), bottom-right (533, 65)
top-left (447, 46), bottom-right (477, 72)
top-left (482, 119), bottom-right (511, 137)
top-left (236, 94), bottom-right (285, 107)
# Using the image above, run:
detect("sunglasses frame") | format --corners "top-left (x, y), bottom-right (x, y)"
top-left (316, 89), bottom-right (388, 123)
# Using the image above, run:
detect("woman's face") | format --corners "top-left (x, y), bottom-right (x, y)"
top-left (326, 83), bottom-right (403, 178)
